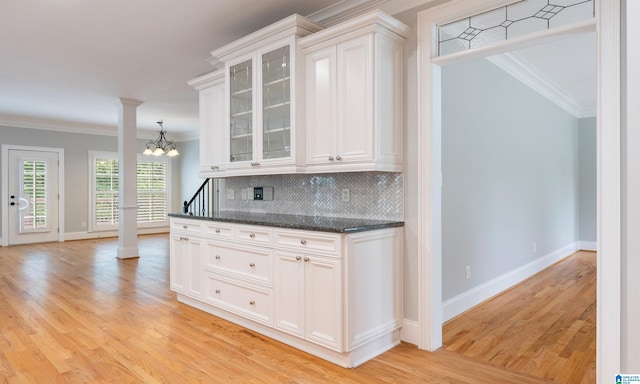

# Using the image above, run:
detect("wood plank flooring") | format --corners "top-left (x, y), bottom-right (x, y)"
top-left (0, 235), bottom-right (594, 383)
top-left (442, 250), bottom-right (596, 383)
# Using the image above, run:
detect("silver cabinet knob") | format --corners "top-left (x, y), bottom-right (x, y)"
top-left (249, 262), bottom-right (255, 267)
top-left (215, 229), bottom-right (221, 234)
top-left (328, 156), bottom-right (334, 161)
top-left (336, 155), bottom-right (342, 161)
top-left (300, 239), bottom-right (307, 245)
top-left (295, 256), bottom-right (302, 261)
top-left (249, 300), bottom-right (256, 306)
top-left (249, 233), bottom-right (255, 239)
top-left (304, 257), bottom-right (310, 262)
top-left (215, 289), bottom-right (221, 294)
top-left (215, 255), bottom-right (221, 260)
top-left (183, 225), bottom-right (188, 229)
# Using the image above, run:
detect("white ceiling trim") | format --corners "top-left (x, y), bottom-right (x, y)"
top-left (308, 0), bottom-right (439, 26)
top-left (0, 114), bottom-right (197, 142)
top-left (488, 52), bottom-right (596, 119)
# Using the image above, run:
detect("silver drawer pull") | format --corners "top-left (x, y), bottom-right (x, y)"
top-left (328, 156), bottom-right (334, 161)
top-left (336, 155), bottom-right (342, 161)
top-left (249, 300), bottom-right (256, 306)
top-left (304, 257), bottom-right (310, 262)
top-left (210, 165), bottom-right (219, 170)
top-left (249, 262), bottom-right (255, 267)
top-left (215, 229), bottom-right (221, 234)
top-left (295, 256), bottom-right (302, 261)
top-left (183, 225), bottom-right (188, 229)
top-left (215, 289), bottom-right (221, 294)
top-left (300, 239), bottom-right (307, 245)
top-left (215, 255), bottom-right (221, 260)
top-left (249, 233), bottom-right (255, 239)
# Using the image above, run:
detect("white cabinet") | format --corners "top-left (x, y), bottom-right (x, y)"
top-left (170, 233), bottom-right (204, 300)
top-left (196, 15), bottom-right (323, 176)
top-left (300, 11), bottom-right (411, 173)
top-left (274, 251), bottom-right (343, 351)
top-left (169, 217), bottom-right (402, 368)
top-left (187, 70), bottom-right (227, 177)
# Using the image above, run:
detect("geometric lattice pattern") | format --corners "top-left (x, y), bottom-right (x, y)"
top-left (438, 0), bottom-right (594, 56)
top-left (220, 172), bottom-right (404, 221)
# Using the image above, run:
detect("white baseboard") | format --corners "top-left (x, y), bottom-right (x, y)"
top-left (400, 319), bottom-right (420, 346)
top-left (442, 242), bottom-right (580, 322)
top-left (578, 241), bottom-right (597, 251)
top-left (65, 227), bottom-right (168, 241)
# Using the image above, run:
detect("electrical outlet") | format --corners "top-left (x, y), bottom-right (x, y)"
top-left (81, 221), bottom-right (87, 228)
top-left (465, 265), bottom-right (471, 280)
top-left (226, 188), bottom-right (235, 200)
top-left (241, 188), bottom-right (247, 200)
top-left (341, 188), bottom-right (350, 202)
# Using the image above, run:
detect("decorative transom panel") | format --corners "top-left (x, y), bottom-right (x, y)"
top-left (437, 0), bottom-right (594, 57)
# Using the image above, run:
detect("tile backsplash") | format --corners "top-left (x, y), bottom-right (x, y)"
top-left (219, 172), bottom-right (403, 221)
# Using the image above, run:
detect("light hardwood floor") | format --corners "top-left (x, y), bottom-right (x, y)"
top-left (0, 235), bottom-right (595, 383)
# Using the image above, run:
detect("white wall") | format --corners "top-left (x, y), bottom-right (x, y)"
top-left (175, 138), bottom-right (203, 211)
top-left (440, 57), bottom-right (580, 301)
top-left (578, 117), bottom-right (597, 244)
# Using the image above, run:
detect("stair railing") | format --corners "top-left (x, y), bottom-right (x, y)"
top-left (183, 178), bottom-right (217, 217)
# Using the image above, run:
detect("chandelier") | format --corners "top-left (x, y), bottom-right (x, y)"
top-left (143, 120), bottom-right (179, 157)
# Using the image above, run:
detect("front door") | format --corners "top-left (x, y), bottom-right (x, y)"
top-left (7, 149), bottom-right (60, 245)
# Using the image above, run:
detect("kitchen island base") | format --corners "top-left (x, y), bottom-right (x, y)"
top-left (169, 216), bottom-right (403, 367)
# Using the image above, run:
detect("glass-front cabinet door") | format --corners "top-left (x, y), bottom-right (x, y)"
top-left (229, 59), bottom-right (253, 163)
top-left (262, 45), bottom-right (291, 160)
top-left (226, 42), bottom-right (295, 171)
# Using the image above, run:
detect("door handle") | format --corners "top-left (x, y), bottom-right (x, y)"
top-left (18, 197), bottom-right (29, 211)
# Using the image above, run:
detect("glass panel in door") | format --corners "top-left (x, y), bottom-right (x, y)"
top-left (262, 45), bottom-right (291, 160)
top-left (20, 159), bottom-right (49, 232)
top-left (230, 59), bottom-right (253, 162)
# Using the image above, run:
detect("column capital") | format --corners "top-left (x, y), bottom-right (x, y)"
top-left (115, 98), bottom-right (144, 108)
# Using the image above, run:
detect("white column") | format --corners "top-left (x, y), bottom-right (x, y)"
top-left (115, 98), bottom-right (143, 259)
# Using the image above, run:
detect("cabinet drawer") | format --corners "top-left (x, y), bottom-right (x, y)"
top-left (274, 229), bottom-right (341, 256)
top-left (171, 219), bottom-right (203, 234)
top-left (204, 222), bottom-right (234, 240)
top-left (204, 243), bottom-right (272, 286)
top-left (205, 275), bottom-right (273, 326)
top-left (236, 225), bottom-right (273, 245)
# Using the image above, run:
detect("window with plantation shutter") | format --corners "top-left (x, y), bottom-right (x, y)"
top-left (136, 160), bottom-right (168, 224)
top-left (89, 151), bottom-right (170, 232)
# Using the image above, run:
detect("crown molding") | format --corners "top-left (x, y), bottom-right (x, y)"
top-left (307, 0), bottom-right (440, 26)
top-left (487, 52), bottom-right (596, 119)
top-left (0, 114), bottom-right (195, 142)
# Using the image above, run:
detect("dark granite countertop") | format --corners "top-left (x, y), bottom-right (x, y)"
top-left (168, 212), bottom-right (403, 234)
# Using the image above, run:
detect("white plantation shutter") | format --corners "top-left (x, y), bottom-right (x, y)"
top-left (89, 151), bottom-right (169, 231)
top-left (136, 160), bottom-right (168, 224)
top-left (94, 157), bottom-right (119, 228)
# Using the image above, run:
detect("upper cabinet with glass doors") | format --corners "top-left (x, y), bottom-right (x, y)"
top-left (211, 15), bottom-right (323, 176)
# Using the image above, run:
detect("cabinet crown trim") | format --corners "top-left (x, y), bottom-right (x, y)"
top-left (210, 14), bottom-right (324, 62)
top-left (299, 10), bottom-right (412, 49)
top-left (188, 69), bottom-right (224, 90)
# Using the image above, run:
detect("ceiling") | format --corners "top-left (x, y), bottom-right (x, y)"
top-left (0, 0), bottom-right (341, 139)
top-left (0, 0), bottom-right (596, 141)
top-left (489, 32), bottom-right (596, 118)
